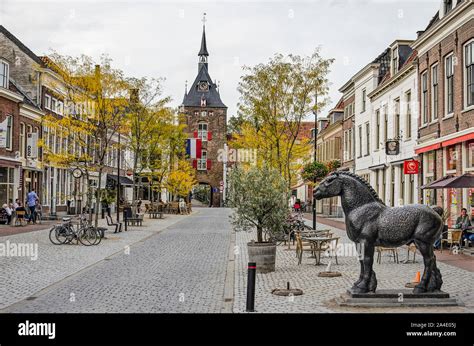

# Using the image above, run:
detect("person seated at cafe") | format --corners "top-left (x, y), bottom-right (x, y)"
top-left (1, 204), bottom-right (12, 224)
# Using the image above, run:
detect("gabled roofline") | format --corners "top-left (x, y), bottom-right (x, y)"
top-left (0, 26), bottom-right (44, 65)
top-left (412, 0), bottom-right (471, 51)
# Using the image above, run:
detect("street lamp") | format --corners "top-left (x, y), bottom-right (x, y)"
top-left (312, 90), bottom-right (318, 231)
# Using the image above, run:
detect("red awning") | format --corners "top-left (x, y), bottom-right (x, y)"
top-left (415, 143), bottom-right (441, 155)
top-left (441, 133), bottom-right (474, 147)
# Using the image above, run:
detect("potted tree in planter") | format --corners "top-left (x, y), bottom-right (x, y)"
top-left (228, 165), bottom-right (289, 273)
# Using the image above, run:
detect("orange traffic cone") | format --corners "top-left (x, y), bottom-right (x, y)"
top-left (414, 271), bottom-right (421, 283)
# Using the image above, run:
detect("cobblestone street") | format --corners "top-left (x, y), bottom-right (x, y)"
top-left (1, 208), bottom-right (232, 313)
top-left (2, 208), bottom-right (473, 313)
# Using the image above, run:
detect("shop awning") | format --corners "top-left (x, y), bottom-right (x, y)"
top-left (421, 173), bottom-right (474, 189)
top-left (107, 174), bottom-right (133, 186)
top-left (441, 132), bottom-right (474, 147)
top-left (415, 143), bottom-right (441, 155)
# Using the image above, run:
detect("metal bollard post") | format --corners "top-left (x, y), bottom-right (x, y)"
top-left (246, 262), bottom-right (256, 312)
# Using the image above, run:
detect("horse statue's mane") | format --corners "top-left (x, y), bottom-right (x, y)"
top-left (333, 171), bottom-right (385, 206)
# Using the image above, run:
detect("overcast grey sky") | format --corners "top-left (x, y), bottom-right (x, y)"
top-left (1, 0), bottom-right (441, 119)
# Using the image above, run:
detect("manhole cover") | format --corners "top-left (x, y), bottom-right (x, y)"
top-left (318, 271), bottom-right (342, 277)
top-left (271, 288), bottom-right (303, 296)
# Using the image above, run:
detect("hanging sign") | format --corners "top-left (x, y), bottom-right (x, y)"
top-left (404, 160), bottom-right (419, 174)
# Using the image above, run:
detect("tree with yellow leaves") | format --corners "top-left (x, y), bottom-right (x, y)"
top-left (41, 53), bottom-right (130, 227)
top-left (165, 160), bottom-right (197, 200)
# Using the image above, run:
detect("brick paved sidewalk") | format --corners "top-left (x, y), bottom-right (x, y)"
top-left (233, 221), bottom-right (474, 313)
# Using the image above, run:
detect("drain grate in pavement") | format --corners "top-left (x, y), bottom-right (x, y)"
top-left (224, 298), bottom-right (233, 302)
top-left (26, 296), bottom-right (37, 301)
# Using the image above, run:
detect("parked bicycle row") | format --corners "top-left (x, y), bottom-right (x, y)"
top-left (49, 215), bottom-right (105, 246)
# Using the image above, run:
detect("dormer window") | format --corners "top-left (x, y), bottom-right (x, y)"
top-left (0, 60), bottom-right (9, 88)
top-left (444, 0), bottom-right (453, 15)
top-left (392, 47), bottom-right (399, 75)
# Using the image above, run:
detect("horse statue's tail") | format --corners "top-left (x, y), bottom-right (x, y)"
top-left (431, 206), bottom-right (444, 217)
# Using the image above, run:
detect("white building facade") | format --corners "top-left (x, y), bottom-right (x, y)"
top-left (367, 41), bottom-right (420, 207)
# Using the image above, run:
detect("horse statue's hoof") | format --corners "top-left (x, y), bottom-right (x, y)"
top-left (349, 285), bottom-right (370, 294)
top-left (413, 285), bottom-right (427, 294)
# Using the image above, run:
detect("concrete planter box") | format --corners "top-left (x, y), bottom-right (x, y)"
top-left (247, 241), bottom-right (277, 273)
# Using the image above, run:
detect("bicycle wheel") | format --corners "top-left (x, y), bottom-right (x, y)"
top-left (78, 227), bottom-right (98, 246)
top-left (92, 227), bottom-right (102, 245)
top-left (49, 226), bottom-right (63, 245)
top-left (54, 225), bottom-right (72, 244)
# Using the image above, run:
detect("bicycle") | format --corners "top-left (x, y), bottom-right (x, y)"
top-left (49, 216), bottom-right (101, 246)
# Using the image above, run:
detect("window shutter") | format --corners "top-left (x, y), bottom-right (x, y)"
top-left (207, 131), bottom-right (212, 141)
top-left (207, 159), bottom-right (212, 170)
top-left (192, 159), bottom-right (197, 169)
top-left (193, 131), bottom-right (198, 138)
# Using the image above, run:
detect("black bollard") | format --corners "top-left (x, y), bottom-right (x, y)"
top-left (246, 262), bottom-right (256, 312)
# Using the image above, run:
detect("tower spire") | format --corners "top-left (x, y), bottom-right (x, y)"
top-left (198, 13), bottom-right (209, 71)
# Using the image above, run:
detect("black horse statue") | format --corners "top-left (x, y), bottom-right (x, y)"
top-left (314, 171), bottom-right (444, 294)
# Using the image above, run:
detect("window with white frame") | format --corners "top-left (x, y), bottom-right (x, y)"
top-left (365, 122), bottom-right (370, 156)
top-left (0, 60), bottom-right (9, 88)
top-left (445, 54), bottom-right (454, 115)
top-left (201, 110), bottom-right (207, 117)
top-left (405, 91), bottom-right (412, 139)
top-left (444, 0), bottom-right (453, 14)
top-left (392, 47), bottom-right (399, 75)
top-left (383, 105), bottom-right (388, 142)
top-left (358, 125), bottom-right (362, 158)
top-left (5, 115), bottom-right (12, 150)
top-left (198, 150), bottom-right (207, 170)
top-left (375, 109), bottom-right (380, 149)
top-left (362, 89), bottom-right (366, 112)
top-left (197, 122), bottom-right (208, 142)
top-left (466, 140), bottom-right (474, 169)
top-left (465, 40), bottom-right (474, 108)
top-left (431, 64), bottom-right (439, 119)
top-left (44, 95), bottom-right (51, 110)
top-left (51, 98), bottom-right (57, 113)
top-left (57, 100), bottom-right (64, 115)
top-left (421, 72), bottom-right (428, 124)
top-left (394, 98), bottom-right (400, 138)
top-left (19, 123), bottom-right (25, 157)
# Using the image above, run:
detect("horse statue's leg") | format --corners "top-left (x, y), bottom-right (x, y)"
top-left (413, 239), bottom-right (443, 293)
top-left (351, 240), bottom-right (377, 294)
top-left (352, 243), bottom-right (365, 289)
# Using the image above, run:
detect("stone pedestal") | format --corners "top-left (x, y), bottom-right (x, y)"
top-left (336, 289), bottom-right (460, 307)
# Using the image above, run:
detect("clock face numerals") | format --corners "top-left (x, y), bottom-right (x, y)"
top-left (198, 82), bottom-right (209, 91)
top-left (72, 168), bottom-right (83, 179)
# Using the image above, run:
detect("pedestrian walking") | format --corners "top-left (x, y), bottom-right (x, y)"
top-left (26, 189), bottom-right (39, 224)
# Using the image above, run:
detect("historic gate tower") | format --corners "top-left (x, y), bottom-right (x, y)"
top-left (181, 16), bottom-right (227, 207)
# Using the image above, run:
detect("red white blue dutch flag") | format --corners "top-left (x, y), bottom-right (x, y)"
top-left (186, 138), bottom-right (202, 159)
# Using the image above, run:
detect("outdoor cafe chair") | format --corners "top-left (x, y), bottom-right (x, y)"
top-left (441, 229), bottom-right (463, 253)
top-left (375, 247), bottom-right (399, 264)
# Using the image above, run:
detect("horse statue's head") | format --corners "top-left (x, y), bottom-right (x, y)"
top-left (314, 172), bottom-right (343, 200)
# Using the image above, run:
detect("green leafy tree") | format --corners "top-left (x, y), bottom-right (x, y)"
top-left (301, 161), bottom-right (329, 182)
top-left (228, 165), bottom-right (289, 243)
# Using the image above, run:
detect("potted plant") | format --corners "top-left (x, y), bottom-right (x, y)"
top-left (227, 165), bottom-right (289, 273)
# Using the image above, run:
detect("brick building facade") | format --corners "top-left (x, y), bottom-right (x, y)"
top-left (180, 22), bottom-right (227, 207)
top-left (413, 0), bottom-right (474, 226)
